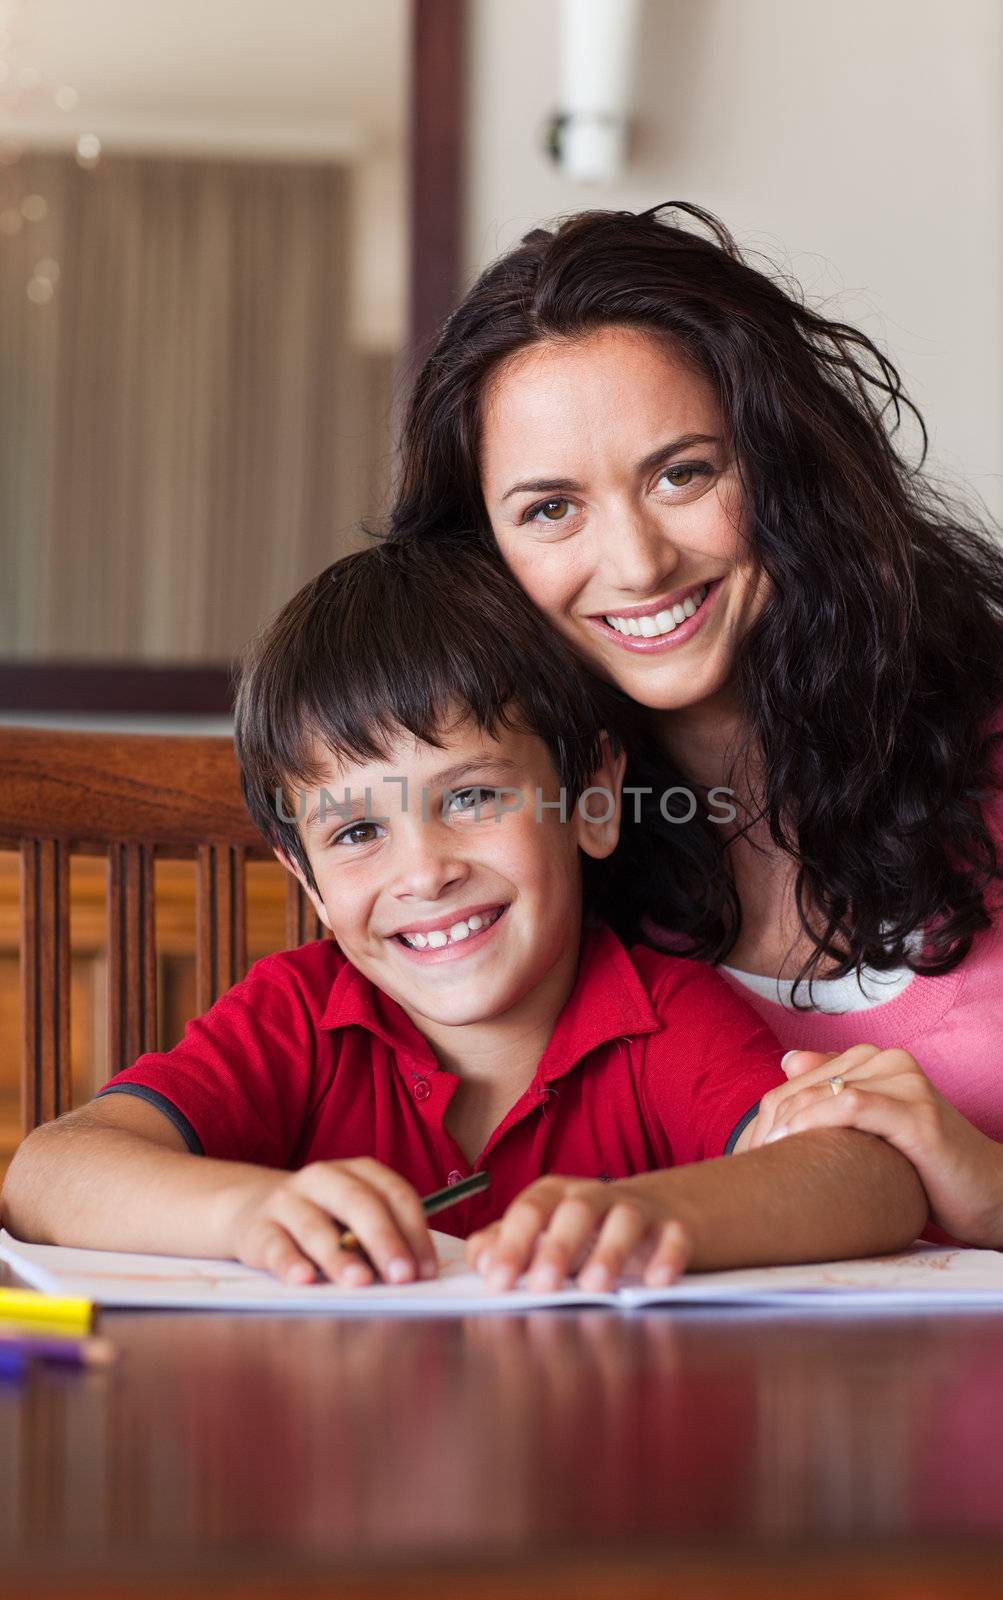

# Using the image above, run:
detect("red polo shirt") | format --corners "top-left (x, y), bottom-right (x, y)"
top-left (98, 923), bottom-right (785, 1236)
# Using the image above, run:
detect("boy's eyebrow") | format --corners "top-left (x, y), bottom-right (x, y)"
top-left (301, 757), bottom-right (524, 831)
top-left (426, 756), bottom-right (523, 790)
top-left (303, 793), bottom-right (383, 832)
top-left (500, 434), bottom-right (722, 500)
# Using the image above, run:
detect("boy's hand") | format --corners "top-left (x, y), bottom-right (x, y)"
top-left (229, 1157), bottom-right (440, 1287)
top-left (464, 1176), bottom-right (692, 1294)
top-left (749, 1044), bottom-right (1003, 1247)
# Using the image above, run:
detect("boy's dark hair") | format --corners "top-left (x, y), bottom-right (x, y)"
top-left (233, 538), bottom-right (641, 898)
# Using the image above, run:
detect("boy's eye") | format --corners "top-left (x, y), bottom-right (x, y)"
top-left (331, 821), bottom-right (383, 847)
top-left (449, 786), bottom-right (498, 815)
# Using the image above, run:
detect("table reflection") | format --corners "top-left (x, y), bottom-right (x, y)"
top-left (1, 1297), bottom-right (1002, 1571)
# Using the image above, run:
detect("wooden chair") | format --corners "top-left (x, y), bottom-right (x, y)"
top-left (0, 726), bottom-right (322, 1134)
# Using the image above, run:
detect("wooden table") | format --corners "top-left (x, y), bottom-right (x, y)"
top-left (3, 1259), bottom-right (1003, 1599)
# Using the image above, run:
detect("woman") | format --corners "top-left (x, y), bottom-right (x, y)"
top-left (389, 202), bottom-right (1003, 1247)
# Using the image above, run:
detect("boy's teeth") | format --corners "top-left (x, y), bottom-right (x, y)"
top-left (604, 584), bottom-right (708, 636)
top-left (400, 908), bottom-right (500, 951)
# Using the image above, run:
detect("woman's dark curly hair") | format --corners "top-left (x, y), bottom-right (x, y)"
top-left (389, 202), bottom-right (1003, 998)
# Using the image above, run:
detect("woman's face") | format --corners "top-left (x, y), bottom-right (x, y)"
top-left (480, 325), bottom-right (769, 713)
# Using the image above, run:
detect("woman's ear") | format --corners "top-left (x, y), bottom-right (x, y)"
top-left (272, 846), bottom-right (333, 932)
top-left (573, 733), bottom-right (628, 862)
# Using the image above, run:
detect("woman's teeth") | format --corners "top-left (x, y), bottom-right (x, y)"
top-left (399, 906), bottom-right (504, 951)
top-left (604, 584), bottom-right (709, 637)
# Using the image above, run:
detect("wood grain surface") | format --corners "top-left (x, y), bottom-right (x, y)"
top-left (0, 728), bottom-right (269, 855)
top-left (2, 1257), bottom-right (1003, 1598)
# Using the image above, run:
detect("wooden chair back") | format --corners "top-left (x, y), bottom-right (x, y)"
top-left (0, 727), bottom-right (321, 1133)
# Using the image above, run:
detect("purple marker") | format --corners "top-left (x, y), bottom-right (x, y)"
top-left (0, 1329), bottom-right (116, 1368)
top-left (0, 1346), bottom-right (29, 1379)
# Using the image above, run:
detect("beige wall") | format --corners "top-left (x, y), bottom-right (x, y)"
top-left (465, 0), bottom-right (1002, 523)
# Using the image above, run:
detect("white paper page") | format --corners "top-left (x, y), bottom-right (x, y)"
top-left (0, 1229), bottom-right (617, 1315)
top-left (620, 1243), bottom-right (1003, 1309)
top-left (4, 1230), bottom-right (1003, 1314)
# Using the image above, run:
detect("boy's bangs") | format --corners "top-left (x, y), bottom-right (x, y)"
top-left (276, 649), bottom-right (531, 789)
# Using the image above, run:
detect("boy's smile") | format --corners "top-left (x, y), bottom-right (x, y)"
top-left (390, 901), bottom-right (509, 959)
top-left (280, 708), bottom-right (624, 1058)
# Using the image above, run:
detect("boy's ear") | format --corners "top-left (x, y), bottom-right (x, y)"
top-left (573, 733), bottom-right (628, 862)
top-left (272, 846), bottom-right (333, 932)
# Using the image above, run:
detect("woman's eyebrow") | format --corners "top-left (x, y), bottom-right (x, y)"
top-left (500, 433), bottom-right (722, 500)
top-left (635, 433), bottom-right (723, 475)
top-left (501, 475), bottom-right (584, 501)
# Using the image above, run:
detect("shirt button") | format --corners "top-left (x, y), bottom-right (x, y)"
top-left (413, 1080), bottom-right (431, 1102)
top-left (447, 1169), bottom-right (463, 1186)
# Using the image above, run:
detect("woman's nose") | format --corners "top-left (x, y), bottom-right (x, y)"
top-left (603, 508), bottom-right (679, 595)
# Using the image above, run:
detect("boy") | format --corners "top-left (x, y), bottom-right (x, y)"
top-left (2, 542), bottom-right (926, 1291)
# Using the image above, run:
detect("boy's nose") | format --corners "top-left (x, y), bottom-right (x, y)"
top-left (388, 830), bottom-right (470, 902)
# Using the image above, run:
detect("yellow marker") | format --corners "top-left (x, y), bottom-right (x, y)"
top-left (0, 1288), bottom-right (92, 1332)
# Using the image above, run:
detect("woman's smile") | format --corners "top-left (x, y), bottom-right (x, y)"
top-left (587, 576), bottom-right (724, 652)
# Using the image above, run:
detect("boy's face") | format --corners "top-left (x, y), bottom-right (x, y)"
top-left (279, 710), bottom-right (625, 1033)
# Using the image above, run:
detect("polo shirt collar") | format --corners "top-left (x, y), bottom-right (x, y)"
top-left (319, 955), bottom-right (440, 1069)
top-left (318, 921), bottom-right (662, 1079)
top-left (535, 922), bottom-right (662, 1083)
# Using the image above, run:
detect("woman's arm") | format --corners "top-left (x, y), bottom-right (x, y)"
top-left (467, 1126), bottom-right (928, 1292)
top-left (748, 1044), bottom-right (1003, 1248)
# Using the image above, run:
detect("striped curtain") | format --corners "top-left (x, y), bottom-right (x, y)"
top-left (0, 152), bottom-right (395, 661)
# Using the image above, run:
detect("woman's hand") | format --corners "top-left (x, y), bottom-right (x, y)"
top-left (749, 1044), bottom-right (1003, 1248)
top-left (464, 1175), bottom-right (692, 1293)
top-left (228, 1157), bottom-right (439, 1287)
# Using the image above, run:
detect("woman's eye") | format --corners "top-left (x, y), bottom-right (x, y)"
top-left (526, 497), bottom-right (573, 523)
top-left (657, 462), bottom-right (710, 491)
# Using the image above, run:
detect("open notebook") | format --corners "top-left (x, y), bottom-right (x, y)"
top-left (4, 1229), bottom-right (1003, 1313)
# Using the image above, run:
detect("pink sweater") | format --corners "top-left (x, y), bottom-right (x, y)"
top-left (716, 775), bottom-right (1003, 1141)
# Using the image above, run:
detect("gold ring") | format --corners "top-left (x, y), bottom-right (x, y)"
top-left (829, 1075), bottom-right (845, 1097)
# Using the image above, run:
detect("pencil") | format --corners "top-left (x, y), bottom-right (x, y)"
top-left (0, 1288), bottom-right (93, 1333)
top-left (337, 1171), bottom-right (491, 1255)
